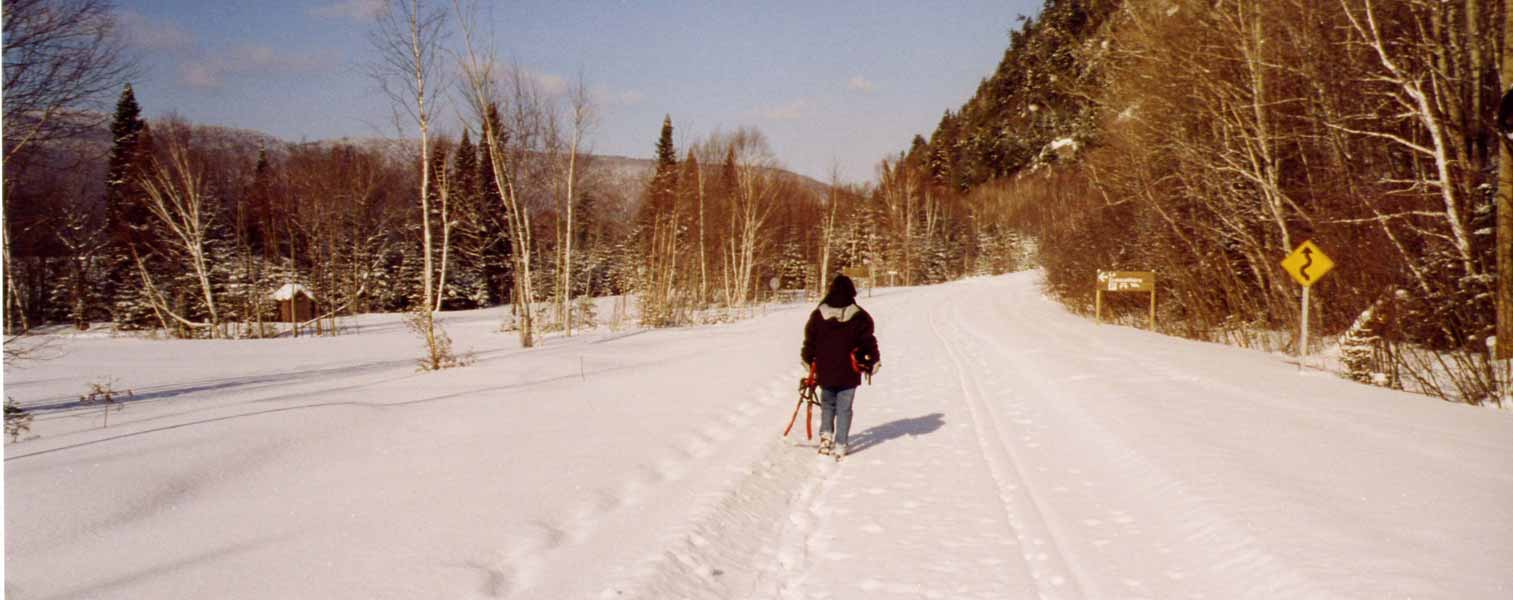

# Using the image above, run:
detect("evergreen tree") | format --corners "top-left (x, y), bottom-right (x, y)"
top-left (453, 130), bottom-right (478, 205)
top-left (104, 84), bottom-right (146, 235)
top-left (636, 115), bottom-right (681, 324)
top-left (677, 149), bottom-right (705, 302)
top-left (638, 115), bottom-right (679, 227)
top-left (477, 107), bottom-right (512, 305)
top-left (102, 83), bottom-right (149, 307)
top-left (102, 85), bottom-right (166, 328)
top-left (927, 110), bottom-right (959, 189)
top-left (426, 146), bottom-right (459, 307)
top-left (573, 190), bottom-right (600, 296)
top-left (448, 130), bottom-right (488, 306)
top-left (249, 148), bottom-right (275, 258)
top-left (654, 115), bottom-right (677, 173)
top-left (719, 145), bottom-right (738, 207)
top-left (677, 150), bottom-right (701, 214)
top-left (906, 134), bottom-right (929, 166)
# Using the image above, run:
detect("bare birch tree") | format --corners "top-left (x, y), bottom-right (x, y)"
top-left (370, 0), bottom-right (457, 368)
top-left (818, 163), bottom-right (842, 294)
top-left (878, 154), bottom-right (916, 286)
top-left (454, 0), bottom-right (539, 347)
top-left (432, 147), bottom-right (454, 312)
top-left (559, 73), bottom-right (595, 335)
top-left (726, 128), bottom-right (780, 305)
top-left (134, 122), bottom-right (220, 336)
top-left (1338, 0), bottom-right (1478, 276)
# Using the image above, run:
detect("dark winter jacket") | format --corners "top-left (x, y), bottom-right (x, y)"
top-left (801, 276), bottom-right (880, 389)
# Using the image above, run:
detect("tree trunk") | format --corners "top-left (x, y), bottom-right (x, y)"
top-left (192, 247), bottom-right (219, 335)
top-left (819, 190), bottom-right (836, 295)
top-left (1468, 0), bottom-right (1485, 164)
top-left (3, 221), bottom-right (28, 335)
top-left (697, 165), bottom-right (707, 306)
top-left (434, 175), bottom-right (451, 314)
top-left (1496, 0), bottom-right (1513, 359)
top-left (564, 138), bottom-right (577, 335)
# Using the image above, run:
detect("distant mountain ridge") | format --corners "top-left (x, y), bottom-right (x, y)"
top-left (589, 153), bottom-right (831, 198)
top-left (31, 116), bottom-right (829, 201)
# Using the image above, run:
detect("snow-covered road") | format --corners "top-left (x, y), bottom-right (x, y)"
top-left (6, 272), bottom-right (1511, 599)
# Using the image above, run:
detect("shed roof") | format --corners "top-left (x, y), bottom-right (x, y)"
top-left (270, 283), bottom-right (316, 301)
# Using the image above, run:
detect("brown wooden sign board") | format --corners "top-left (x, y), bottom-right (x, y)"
top-left (1097, 271), bottom-right (1154, 292)
top-left (1095, 270), bottom-right (1156, 330)
top-left (840, 266), bottom-right (874, 297)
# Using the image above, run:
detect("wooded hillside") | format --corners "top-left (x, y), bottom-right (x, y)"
top-left (890, 0), bottom-right (1506, 404)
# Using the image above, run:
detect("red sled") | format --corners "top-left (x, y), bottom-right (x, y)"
top-left (784, 363), bottom-right (820, 439)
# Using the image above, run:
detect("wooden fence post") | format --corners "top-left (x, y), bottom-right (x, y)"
top-left (1095, 288), bottom-right (1103, 324)
top-left (1149, 288), bottom-right (1156, 331)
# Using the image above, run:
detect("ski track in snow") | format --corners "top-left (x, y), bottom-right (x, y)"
top-left (5, 273), bottom-right (1511, 599)
top-left (945, 295), bottom-right (1315, 600)
top-left (930, 302), bottom-right (1086, 599)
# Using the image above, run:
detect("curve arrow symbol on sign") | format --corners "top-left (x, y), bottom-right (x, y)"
top-left (1300, 247), bottom-right (1313, 281)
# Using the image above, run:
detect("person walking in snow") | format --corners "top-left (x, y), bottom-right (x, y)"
top-left (801, 274), bottom-right (881, 460)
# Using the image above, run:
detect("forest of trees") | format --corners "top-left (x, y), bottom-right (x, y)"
top-left (892, 0), bottom-right (1508, 404)
top-left (0, 85), bottom-right (1031, 335)
top-left (1, 0), bottom-right (1035, 364)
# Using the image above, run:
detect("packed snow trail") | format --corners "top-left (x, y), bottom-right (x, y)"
top-left (730, 275), bottom-right (1512, 600)
top-left (5, 272), bottom-right (1511, 599)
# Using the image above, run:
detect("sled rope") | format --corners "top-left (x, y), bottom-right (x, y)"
top-left (784, 363), bottom-right (820, 439)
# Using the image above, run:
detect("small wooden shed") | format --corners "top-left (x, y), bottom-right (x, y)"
top-left (270, 283), bottom-right (318, 323)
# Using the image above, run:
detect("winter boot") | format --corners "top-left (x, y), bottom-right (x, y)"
top-left (817, 433), bottom-right (834, 456)
top-left (833, 443), bottom-right (848, 462)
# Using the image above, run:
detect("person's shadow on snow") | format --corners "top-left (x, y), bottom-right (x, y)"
top-left (846, 412), bottom-right (945, 456)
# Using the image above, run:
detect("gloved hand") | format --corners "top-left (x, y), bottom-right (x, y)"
top-left (852, 352), bottom-right (878, 375)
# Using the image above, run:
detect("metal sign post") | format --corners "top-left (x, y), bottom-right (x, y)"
top-left (1281, 240), bottom-right (1336, 370)
top-left (1301, 286), bottom-right (1310, 363)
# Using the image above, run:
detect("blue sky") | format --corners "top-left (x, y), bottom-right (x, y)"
top-left (115, 0), bottom-right (1042, 182)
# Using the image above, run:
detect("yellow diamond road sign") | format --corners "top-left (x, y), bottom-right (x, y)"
top-left (1281, 240), bottom-right (1334, 287)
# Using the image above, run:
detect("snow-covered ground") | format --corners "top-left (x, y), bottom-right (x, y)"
top-left (5, 272), bottom-right (1511, 599)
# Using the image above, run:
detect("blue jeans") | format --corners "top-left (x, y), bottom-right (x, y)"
top-left (819, 386), bottom-right (857, 447)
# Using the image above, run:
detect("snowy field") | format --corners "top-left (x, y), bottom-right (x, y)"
top-left (5, 272), bottom-right (1511, 599)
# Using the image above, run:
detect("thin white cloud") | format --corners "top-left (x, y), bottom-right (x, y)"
top-left (116, 10), bottom-right (194, 51)
top-left (308, 0), bottom-right (387, 21)
top-left (591, 86), bottom-right (645, 107)
top-left (179, 45), bottom-right (337, 89)
top-left (179, 62), bottom-right (219, 89)
top-left (531, 71), bottom-right (568, 96)
top-left (846, 75), bottom-right (876, 94)
top-left (615, 90), bottom-right (645, 105)
top-left (752, 98), bottom-right (811, 121)
top-left (483, 65), bottom-right (575, 98)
